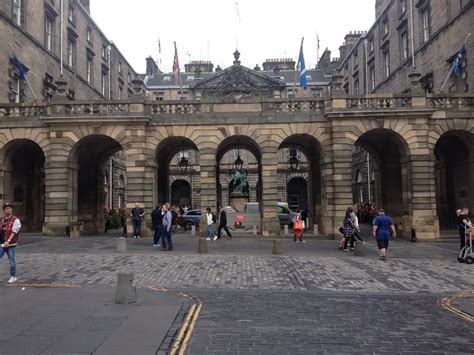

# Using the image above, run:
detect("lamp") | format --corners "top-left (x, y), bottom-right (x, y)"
top-left (234, 142), bottom-right (243, 171)
top-left (289, 146), bottom-right (299, 171)
top-left (178, 141), bottom-right (188, 173)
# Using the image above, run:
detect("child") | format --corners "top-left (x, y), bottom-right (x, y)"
top-left (293, 213), bottom-right (306, 243)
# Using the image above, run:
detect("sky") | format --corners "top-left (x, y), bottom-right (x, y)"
top-left (90, 0), bottom-right (375, 74)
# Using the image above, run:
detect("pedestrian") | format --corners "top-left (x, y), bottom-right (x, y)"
top-left (348, 208), bottom-right (362, 249)
top-left (293, 213), bottom-right (306, 243)
top-left (300, 208), bottom-right (308, 231)
top-left (0, 202), bottom-right (21, 284)
top-left (130, 203), bottom-right (145, 238)
top-left (206, 207), bottom-right (217, 241)
top-left (372, 209), bottom-right (397, 260)
top-left (339, 207), bottom-right (356, 251)
top-left (217, 207), bottom-right (233, 239)
top-left (457, 208), bottom-right (471, 250)
top-left (162, 203), bottom-right (173, 251)
top-left (151, 204), bottom-right (164, 248)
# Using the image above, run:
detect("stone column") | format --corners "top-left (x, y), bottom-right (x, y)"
top-left (261, 149), bottom-right (280, 237)
top-left (199, 149), bottom-right (217, 238)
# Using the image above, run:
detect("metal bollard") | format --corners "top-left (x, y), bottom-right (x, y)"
top-left (353, 241), bottom-right (364, 256)
top-left (114, 272), bottom-right (137, 304)
top-left (198, 238), bottom-right (208, 254)
top-left (116, 237), bottom-right (128, 253)
top-left (191, 225), bottom-right (196, 237)
top-left (272, 239), bottom-right (284, 255)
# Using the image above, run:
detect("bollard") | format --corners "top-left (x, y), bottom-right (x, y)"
top-left (313, 224), bottom-right (319, 235)
top-left (353, 241), bottom-right (364, 256)
top-left (283, 225), bottom-right (289, 236)
top-left (191, 225), bottom-right (196, 237)
top-left (116, 237), bottom-right (128, 253)
top-left (272, 239), bottom-right (284, 255)
top-left (252, 225), bottom-right (258, 236)
top-left (198, 238), bottom-right (208, 254)
top-left (114, 272), bottom-right (137, 304)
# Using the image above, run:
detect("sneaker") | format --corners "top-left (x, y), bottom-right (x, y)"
top-left (301, 240), bottom-right (307, 243)
top-left (344, 249), bottom-right (350, 252)
top-left (213, 236), bottom-right (218, 241)
top-left (153, 244), bottom-right (160, 248)
top-left (8, 276), bottom-right (17, 284)
top-left (206, 237), bottom-right (211, 241)
top-left (136, 236), bottom-right (141, 239)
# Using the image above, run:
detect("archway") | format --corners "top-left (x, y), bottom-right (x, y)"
top-left (435, 131), bottom-right (473, 228)
top-left (278, 134), bottom-right (324, 228)
top-left (1, 139), bottom-right (45, 231)
top-left (156, 137), bottom-right (199, 207)
top-left (354, 129), bottom-right (411, 226)
top-left (171, 179), bottom-right (192, 207)
top-left (69, 135), bottom-right (125, 234)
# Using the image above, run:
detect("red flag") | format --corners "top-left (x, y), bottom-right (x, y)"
top-left (173, 42), bottom-right (180, 85)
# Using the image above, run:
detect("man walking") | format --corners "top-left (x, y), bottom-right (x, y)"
top-left (217, 207), bottom-right (232, 239)
top-left (162, 203), bottom-right (173, 251)
top-left (151, 205), bottom-right (164, 248)
top-left (1, 202), bottom-right (21, 283)
top-left (130, 203), bottom-right (145, 238)
top-left (372, 209), bottom-right (396, 260)
top-left (206, 207), bottom-right (217, 241)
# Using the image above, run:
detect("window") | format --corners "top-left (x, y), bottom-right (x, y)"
top-left (353, 51), bottom-right (358, 67)
top-left (368, 37), bottom-right (374, 53)
top-left (163, 76), bottom-right (171, 82)
top-left (104, 172), bottom-right (109, 186)
top-left (383, 50), bottom-right (390, 78)
top-left (118, 194), bottom-right (123, 208)
top-left (118, 86), bottom-right (122, 99)
top-left (400, 0), bottom-right (407, 14)
top-left (86, 27), bottom-right (92, 43)
top-left (101, 45), bottom-right (109, 61)
top-left (354, 78), bottom-right (359, 95)
top-left (44, 16), bottom-right (53, 51)
top-left (306, 74), bottom-right (312, 81)
top-left (12, 76), bottom-right (21, 103)
top-left (67, 38), bottom-right (75, 68)
top-left (119, 175), bottom-right (125, 188)
top-left (101, 70), bottom-right (107, 96)
top-left (86, 57), bottom-right (92, 84)
top-left (12, 0), bottom-right (22, 26)
top-left (118, 61), bottom-right (122, 74)
top-left (68, 5), bottom-right (75, 24)
top-left (369, 65), bottom-right (376, 91)
top-left (43, 73), bottom-right (55, 102)
top-left (127, 72), bottom-right (131, 83)
top-left (382, 18), bottom-right (389, 37)
top-left (422, 9), bottom-right (430, 42)
top-left (400, 30), bottom-right (409, 60)
top-left (187, 75), bottom-right (194, 81)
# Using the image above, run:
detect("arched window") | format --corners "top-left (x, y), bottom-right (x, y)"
top-left (118, 194), bottom-right (123, 208)
top-left (104, 171), bottom-right (109, 185)
top-left (355, 170), bottom-right (363, 184)
top-left (119, 174), bottom-right (125, 188)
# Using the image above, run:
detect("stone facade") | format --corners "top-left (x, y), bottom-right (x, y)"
top-left (338, 0), bottom-right (473, 95)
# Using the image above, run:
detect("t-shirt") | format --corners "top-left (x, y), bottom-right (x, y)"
top-left (373, 214), bottom-right (393, 240)
top-left (131, 208), bottom-right (144, 221)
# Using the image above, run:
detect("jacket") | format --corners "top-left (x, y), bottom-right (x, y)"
top-left (1, 215), bottom-right (21, 247)
top-left (162, 211), bottom-right (172, 231)
top-left (151, 209), bottom-right (163, 228)
top-left (219, 210), bottom-right (227, 225)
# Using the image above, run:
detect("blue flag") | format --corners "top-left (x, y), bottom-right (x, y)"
top-left (12, 53), bottom-right (26, 80)
top-left (453, 45), bottom-right (466, 77)
top-left (298, 43), bottom-right (307, 90)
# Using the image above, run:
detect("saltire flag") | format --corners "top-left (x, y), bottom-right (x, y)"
top-left (298, 40), bottom-right (307, 90)
top-left (172, 41), bottom-right (180, 85)
top-left (12, 53), bottom-right (26, 80)
top-left (453, 45), bottom-right (466, 76)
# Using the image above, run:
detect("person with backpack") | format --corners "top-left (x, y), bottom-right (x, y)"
top-left (1, 202), bottom-right (21, 284)
top-left (206, 207), bottom-right (217, 241)
top-left (217, 207), bottom-right (233, 240)
top-left (151, 204), bottom-right (164, 248)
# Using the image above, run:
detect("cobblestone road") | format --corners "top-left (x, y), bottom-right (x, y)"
top-left (3, 253), bottom-right (473, 293)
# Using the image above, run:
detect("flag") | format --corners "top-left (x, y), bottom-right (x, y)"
top-left (12, 53), bottom-right (26, 80)
top-left (158, 38), bottom-right (161, 54)
top-left (317, 34), bottom-right (320, 50)
top-left (298, 40), bottom-right (307, 90)
top-left (453, 45), bottom-right (466, 76)
top-left (172, 42), bottom-right (180, 85)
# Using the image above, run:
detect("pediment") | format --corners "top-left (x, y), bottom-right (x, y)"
top-left (191, 64), bottom-right (285, 100)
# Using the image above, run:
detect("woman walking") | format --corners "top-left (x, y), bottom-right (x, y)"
top-left (339, 207), bottom-right (356, 251)
top-left (293, 213), bottom-right (306, 243)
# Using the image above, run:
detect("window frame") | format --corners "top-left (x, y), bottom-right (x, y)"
top-left (383, 49), bottom-right (391, 78)
top-left (67, 38), bottom-right (76, 68)
top-left (12, 0), bottom-right (22, 26)
top-left (369, 64), bottom-right (376, 91)
top-left (400, 30), bottom-right (409, 61)
top-left (44, 16), bottom-right (54, 52)
top-left (86, 56), bottom-right (93, 84)
top-left (86, 27), bottom-right (92, 43)
top-left (101, 70), bottom-right (107, 96)
top-left (68, 5), bottom-right (75, 24)
top-left (421, 8), bottom-right (430, 42)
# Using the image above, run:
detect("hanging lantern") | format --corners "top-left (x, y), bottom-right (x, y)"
top-left (289, 147), bottom-right (299, 171)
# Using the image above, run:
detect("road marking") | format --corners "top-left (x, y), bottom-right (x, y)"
top-left (440, 291), bottom-right (474, 323)
top-left (170, 301), bottom-right (203, 355)
top-left (147, 285), bottom-right (169, 292)
top-left (179, 302), bottom-right (203, 355)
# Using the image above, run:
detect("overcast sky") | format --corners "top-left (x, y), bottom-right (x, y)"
top-left (90, 0), bottom-right (375, 74)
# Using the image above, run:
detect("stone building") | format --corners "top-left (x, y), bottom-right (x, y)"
top-left (338, 0), bottom-right (473, 95)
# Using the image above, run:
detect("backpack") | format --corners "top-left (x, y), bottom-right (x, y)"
top-left (212, 213), bottom-right (217, 224)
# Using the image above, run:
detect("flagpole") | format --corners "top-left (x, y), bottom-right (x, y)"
top-left (293, 37), bottom-right (304, 98)
top-left (439, 33), bottom-right (470, 93)
top-left (174, 41), bottom-right (184, 101)
top-left (8, 43), bottom-right (38, 101)
top-left (316, 33), bottom-right (320, 68)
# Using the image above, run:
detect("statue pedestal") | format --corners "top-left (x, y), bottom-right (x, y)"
top-left (230, 193), bottom-right (249, 212)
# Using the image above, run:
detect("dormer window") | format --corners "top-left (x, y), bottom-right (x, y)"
top-left (187, 75), bottom-right (194, 81)
top-left (163, 76), bottom-right (171, 82)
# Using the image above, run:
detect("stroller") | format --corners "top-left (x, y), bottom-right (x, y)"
top-left (458, 227), bottom-right (473, 264)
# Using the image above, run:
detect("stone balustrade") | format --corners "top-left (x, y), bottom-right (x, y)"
top-left (0, 103), bottom-right (47, 117)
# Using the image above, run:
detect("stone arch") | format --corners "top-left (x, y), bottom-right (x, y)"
top-left (0, 139), bottom-right (46, 231)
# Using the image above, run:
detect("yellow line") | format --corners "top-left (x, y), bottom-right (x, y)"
top-left (147, 285), bottom-right (169, 292)
top-left (170, 303), bottom-right (197, 355)
top-left (179, 302), bottom-right (203, 355)
top-left (4, 283), bottom-right (79, 288)
top-left (440, 291), bottom-right (474, 323)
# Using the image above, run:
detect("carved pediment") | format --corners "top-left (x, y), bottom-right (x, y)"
top-left (192, 64), bottom-right (285, 101)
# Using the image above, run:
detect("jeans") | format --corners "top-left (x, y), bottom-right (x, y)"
top-left (207, 225), bottom-right (215, 238)
top-left (132, 220), bottom-right (142, 237)
top-left (217, 224), bottom-right (232, 238)
top-left (153, 225), bottom-right (164, 245)
top-left (163, 228), bottom-right (172, 250)
top-left (0, 246), bottom-right (16, 277)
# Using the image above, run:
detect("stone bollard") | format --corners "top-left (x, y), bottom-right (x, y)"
top-left (272, 239), bottom-right (284, 255)
top-left (252, 225), bottom-right (258, 236)
top-left (354, 241), bottom-right (365, 256)
top-left (283, 225), bottom-right (289, 236)
top-left (116, 237), bottom-right (128, 253)
top-left (114, 272), bottom-right (137, 304)
top-left (313, 224), bottom-right (319, 235)
top-left (191, 225), bottom-right (196, 237)
top-left (198, 238), bottom-right (208, 254)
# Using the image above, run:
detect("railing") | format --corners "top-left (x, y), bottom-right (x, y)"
top-left (64, 102), bottom-right (131, 115)
top-left (0, 103), bottom-right (47, 117)
top-left (265, 99), bottom-right (326, 113)
top-left (152, 102), bottom-right (202, 114)
top-left (345, 96), bottom-right (412, 110)
top-left (427, 94), bottom-right (474, 109)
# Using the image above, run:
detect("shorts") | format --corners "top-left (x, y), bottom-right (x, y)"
top-left (376, 239), bottom-right (389, 249)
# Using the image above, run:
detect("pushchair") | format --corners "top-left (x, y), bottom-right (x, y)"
top-left (458, 227), bottom-right (473, 264)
